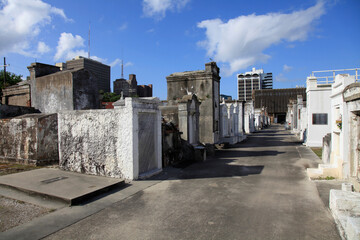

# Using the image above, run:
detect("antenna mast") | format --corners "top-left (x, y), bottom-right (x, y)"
top-left (88, 22), bottom-right (90, 59)
top-left (121, 48), bottom-right (124, 78)
top-left (121, 59), bottom-right (124, 79)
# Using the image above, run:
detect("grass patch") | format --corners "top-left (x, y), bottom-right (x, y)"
top-left (311, 147), bottom-right (322, 159)
top-left (0, 163), bottom-right (40, 176)
top-left (314, 176), bottom-right (336, 180)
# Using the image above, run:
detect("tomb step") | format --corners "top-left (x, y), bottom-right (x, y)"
top-left (307, 164), bottom-right (340, 179)
top-left (0, 168), bottom-right (125, 206)
top-left (319, 163), bottom-right (337, 169)
top-left (306, 167), bottom-right (323, 179)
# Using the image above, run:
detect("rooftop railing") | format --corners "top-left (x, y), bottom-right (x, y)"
top-left (311, 68), bottom-right (359, 84)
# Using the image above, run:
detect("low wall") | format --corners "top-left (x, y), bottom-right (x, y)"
top-left (0, 113), bottom-right (58, 165)
top-left (58, 97), bottom-right (162, 180)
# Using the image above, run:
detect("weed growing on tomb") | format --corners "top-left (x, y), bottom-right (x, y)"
top-left (314, 176), bottom-right (335, 180)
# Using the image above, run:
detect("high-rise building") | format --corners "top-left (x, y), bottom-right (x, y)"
top-left (237, 68), bottom-right (273, 101)
top-left (66, 56), bottom-right (110, 93)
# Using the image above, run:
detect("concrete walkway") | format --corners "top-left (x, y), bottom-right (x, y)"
top-left (1, 125), bottom-right (341, 239)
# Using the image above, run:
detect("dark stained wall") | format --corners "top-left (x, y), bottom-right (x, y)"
top-left (72, 70), bottom-right (100, 110)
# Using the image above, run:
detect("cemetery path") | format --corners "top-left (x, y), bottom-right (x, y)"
top-left (45, 125), bottom-right (341, 240)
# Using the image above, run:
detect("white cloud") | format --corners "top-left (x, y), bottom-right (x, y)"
top-left (275, 73), bottom-right (288, 82)
top-left (109, 58), bottom-right (134, 68)
top-left (283, 64), bottom-right (293, 72)
top-left (54, 32), bottom-right (86, 61)
top-left (124, 62), bottom-right (133, 67)
top-left (0, 0), bottom-right (71, 56)
top-left (66, 50), bottom-right (88, 61)
top-left (50, 7), bottom-right (73, 22)
top-left (110, 59), bottom-right (121, 67)
top-left (143, 0), bottom-right (190, 20)
top-left (53, 32), bottom-right (111, 63)
top-left (118, 22), bottom-right (128, 31)
top-left (275, 73), bottom-right (300, 83)
top-left (197, 1), bottom-right (326, 76)
top-left (91, 56), bottom-right (107, 63)
top-left (37, 41), bottom-right (50, 54)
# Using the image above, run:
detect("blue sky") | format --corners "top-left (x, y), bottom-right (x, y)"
top-left (0, 0), bottom-right (359, 100)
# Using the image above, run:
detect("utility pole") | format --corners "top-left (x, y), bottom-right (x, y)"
top-left (1, 57), bottom-right (10, 85)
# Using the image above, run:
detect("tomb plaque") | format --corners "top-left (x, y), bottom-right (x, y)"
top-left (138, 113), bottom-right (157, 174)
top-left (312, 113), bottom-right (328, 125)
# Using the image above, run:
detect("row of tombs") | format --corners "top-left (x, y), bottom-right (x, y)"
top-left (285, 73), bottom-right (360, 191)
top-left (0, 97), bottom-right (269, 180)
top-left (0, 62), bottom-right (270, 180)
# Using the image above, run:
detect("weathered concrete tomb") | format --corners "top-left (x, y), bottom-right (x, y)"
top-left (244, 101), bottom-right (255, 134)
top-left (58, 97), bottom-right (162, 180)
top-left (166, 62), bottom-right (220, 144)
top-left (28, 62), bottom-right (100, 113)
top-left (160, 94), bottom-right (201, 145)
top-left (1, 81), bottom-right (31, 106)
top-left (0, 113), bottom-right (59, 165)
top-left (220, 100), bottom-right (246, 144)
top-left (160, 94), bottom-right (205, 165)
top-left (343, 82), bottom-right (360, 191)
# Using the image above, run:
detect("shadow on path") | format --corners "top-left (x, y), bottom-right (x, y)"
top-left (150, 158), bottom-right (264, 181)
top-left (217, 150), bottom-right (285, 158)
top-left (149, 125), bottom-right (293, 181)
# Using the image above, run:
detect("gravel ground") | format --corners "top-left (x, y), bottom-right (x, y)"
top-left (0, 164), bottom-right (59, 232)
top-left (0, 195), bottom-right (51, 232)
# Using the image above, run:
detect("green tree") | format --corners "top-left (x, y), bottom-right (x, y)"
top-left (101, 92), bottom-right (121, 102)
top-left (0, 70), bottom-right (23, 98)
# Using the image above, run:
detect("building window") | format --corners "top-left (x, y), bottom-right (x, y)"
top-left (312, 113), bottom-right (328, 125)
